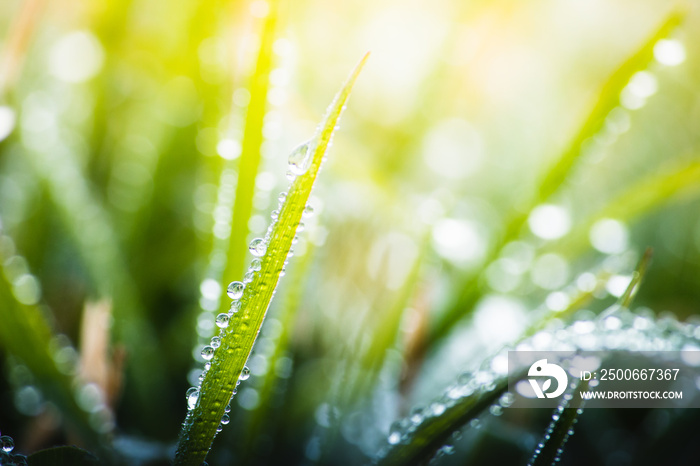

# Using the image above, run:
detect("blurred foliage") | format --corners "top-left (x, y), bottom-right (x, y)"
top-left (0, 0), bottom-right (700, 465)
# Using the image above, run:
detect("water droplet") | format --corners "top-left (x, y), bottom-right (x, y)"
top-left (240, 366), bottom-right (251, 380)
top-left (215, 313), bottom-right (230, 328)
top-left (410, 407), bottom-right (424, 424)
top-left (201, 346), bottom-right (215, 361)
top-left (249, 238), bottom-right (267, 257)
top-left (288, 141), bottom-right (313, 175)
top-left (271, 210), bottom-right (279, 220)
top-left (250, 259), bottom-right (262, 271)
top-left (285, 170), bottom-right (295, 181)
top-left (216, 424), bottom-right (223, 433)
top-left (388, 421), bottom-right (402, 445)
top-left (225, 403), bottom-right (231, 413)
top-left (528, 204), bottom-right (571, 240)
top-left (278, 192), bottom-right (287, 203)
top-left (303, 204), bottom-right (314, 217)
top-left (186, 387), bottom-right (199, 410)
top-left (296, 221), bottom-right (305, 232)
top-left (0, 436), bottom-right (14, 453)
top-left (243, 272), bottom-right (255, 283)
top-left (230, 300), bottom-right (241, 313)
top-left (221, 413), bottom-right (230, 425)
top-left (654, 39), bottom-right (686, 66)
top-left (210, 336), bottom-right (221, 349)
top-left (227, 281), bottom-right (245, 299)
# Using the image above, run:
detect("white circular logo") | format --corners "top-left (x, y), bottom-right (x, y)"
top-left (528, 359), bottom-right (568, 399)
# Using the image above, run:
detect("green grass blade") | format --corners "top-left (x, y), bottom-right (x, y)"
top-left (377, 378), bottom-right (509, 466)
top-left (547, 160), bottom-right (700, 260)
top-left (240, 244), bottom-right (315, 460)
top-left (19, 141), bottom-right (165, 414)
top-left (619, 247), bottom-right (652, 308)
top-left (0, 237), bottom-right (111, 458)
top-left (221, 0), bottom-right (280, 285)
top-left (534, 11), bottom-right (683, 202)
top-left (528, 381), bottom-right (588, 466)
top-left (174, 53), bottom-right (369, 466)
top-left (429, 9), bottom-right (686, 348)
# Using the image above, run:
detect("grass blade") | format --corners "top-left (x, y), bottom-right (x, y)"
top-left (533, 10), bottom-right (683, 202)
top-left (429, 10), bottom-right (686, 347)
top-left (619, 247), bottom-right (652, 308)
top-left (18, 140), bottom-right (165, 415)
top-left (377, 378), bottom-right (509, 466)
top-left (221, 0), bottom-right (280, 284)
top-left (547, 160), bottom-right (700, 260)
top-left (174, 53), bottom-right (369, 466)
top-left (240, 243), bottom-right (315, 461)
top-left (0, 235), bottom-right (110, 457)
top-left (528, 381), bottom-right (588, 466)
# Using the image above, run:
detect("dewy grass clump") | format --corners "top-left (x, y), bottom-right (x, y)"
top-left (2, 2), bottom-right (700, 466)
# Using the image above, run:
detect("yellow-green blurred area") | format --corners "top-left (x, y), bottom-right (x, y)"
top-left (1, 0), bottom-right (700, 464)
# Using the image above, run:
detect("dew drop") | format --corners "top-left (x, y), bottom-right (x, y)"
top-left (216, 424), bottom-right (223, 433)
top-left (388, 420), bottom-right (403, 444)
top-left (243, 272), bottom-right (255, 283)
top-left (278, 192), bottom-right (287, 204)
top-left (410, 407), bottom-right (424, 424)
top-left (210, 336), bottom-right (221, 349)
top-left (240, 366), bottom-right (251, 381)
top-left (221, 413), bottom-right (230, 425)
top-left (227, 281), bottom-right (245, 299)
top-left (230, 300), bottom-right (241, 313)
top-left (271, 210), bottom-right (279, 220)
top-left (225, 403), bottom-right (231, 413)
top-left (215, 313), bottom-right (230, 328)
top-left (0, 436), bottom-right (14, 453)
top-left (296, 221), bottom-right (305, 232)
top-left (186, 387), bottom-right (199, 410)
top-left (303, 204), bottom-right (314, 217)
top-left (249, 238), bottom-right (267, 257)
top-left (201, 346), bottom-right (215, 361)
top-left (388, 431), bottom-right (401, 445)
top-left (288, 141), bottom-right (313, 175)
top-left (250, 259), bottom-right (262, 271)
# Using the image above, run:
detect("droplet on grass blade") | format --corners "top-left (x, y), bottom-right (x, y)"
top-left (0, 436), bottom-right (14, 453)
top-left (227, 281), bottom-right (245, 299)
top-left (230, 300), bottom-right (242, 313)
top-left (249, 238), bottom-right (267, 257)
top-left (288, 140), bottom-right (313, 175)
top-left (186, 387), bottom-right (199, 410)
top-left (201, 346), bottom-right (215, 361)
top-left (215, 313), bottom-right (230, 328)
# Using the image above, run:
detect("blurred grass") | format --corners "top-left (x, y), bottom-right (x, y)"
top-left (0, 1), bottom-right (700, 465)
top-left (429, 9), bottom-right (686, 349)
